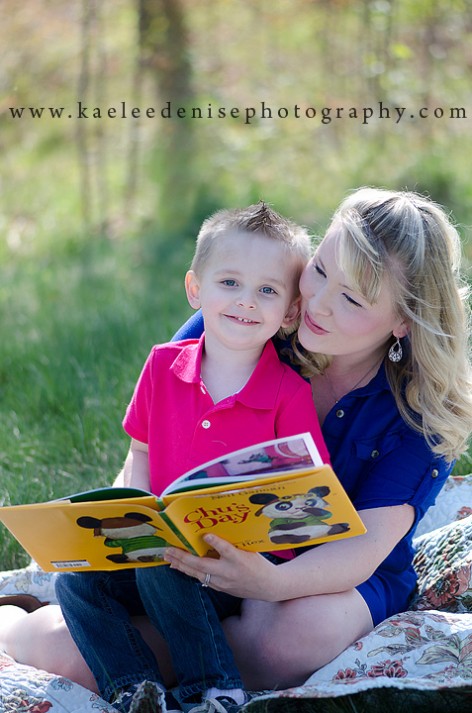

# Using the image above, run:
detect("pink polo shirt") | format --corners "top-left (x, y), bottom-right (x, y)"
top-left (123, 335), bottom-right (329, 495)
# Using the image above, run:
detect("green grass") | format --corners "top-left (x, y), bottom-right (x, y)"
top-left (0, 229), bottom-right (193, 568)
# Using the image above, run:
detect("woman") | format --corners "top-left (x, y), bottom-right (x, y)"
top-left (1, 187), bottom-right (471, 704)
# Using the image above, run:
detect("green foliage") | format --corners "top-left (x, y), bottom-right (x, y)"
top-left (453, 451), bottom-right (472, 477)
top-left (2, 0), bottom-right (472, 254)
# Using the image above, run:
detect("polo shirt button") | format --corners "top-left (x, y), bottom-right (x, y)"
top-left (431, 468), bottom-right (439, 478)
top-left (202, 420), bottom-right (211, 429)
top-left (335, 409), bottom-right (345, 418)
top-left (371, 449), bottom-right (380, 459)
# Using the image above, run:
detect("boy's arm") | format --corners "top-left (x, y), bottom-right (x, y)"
top-left (115, 438), bottom-right (150, 491)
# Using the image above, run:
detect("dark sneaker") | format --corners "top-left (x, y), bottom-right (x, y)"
top-left (111, 681), bottom-right (169, 713)
top-left (129, 681), bottom-right (166, 713)
top-left (0, 593), bottom-right (46, 612)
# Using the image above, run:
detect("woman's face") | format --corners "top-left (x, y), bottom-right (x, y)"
top-left (298, 227), bottom-right (407, 362)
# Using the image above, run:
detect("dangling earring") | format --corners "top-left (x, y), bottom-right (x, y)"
top-left (388, 337), bottom-right (403, 363)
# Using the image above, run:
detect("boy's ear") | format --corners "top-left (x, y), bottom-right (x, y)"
top-left (281, 297), bottom-right (301, 328)
top-left (185, 270), bottom-right (201, 310)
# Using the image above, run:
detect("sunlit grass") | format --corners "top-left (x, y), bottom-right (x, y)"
top-left (0, 230), bottom-right (193, 568)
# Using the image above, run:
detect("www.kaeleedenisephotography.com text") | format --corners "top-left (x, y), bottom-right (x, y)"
top-left (7, 100), bottom-right (468, 126)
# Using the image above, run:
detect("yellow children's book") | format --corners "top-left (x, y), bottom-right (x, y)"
top-left (0, 433), bottom-right (366, 572)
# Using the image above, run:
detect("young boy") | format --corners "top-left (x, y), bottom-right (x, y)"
top-left (56, 203), bottom-right (330, 713)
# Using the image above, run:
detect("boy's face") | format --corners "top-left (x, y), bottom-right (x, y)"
top-left (186, 231), bottom-right (301, 353)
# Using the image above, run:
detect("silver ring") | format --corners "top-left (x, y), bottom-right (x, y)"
top-left (202, 573), bottom-right (211, 588)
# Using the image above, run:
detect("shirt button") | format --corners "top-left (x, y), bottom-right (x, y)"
top-left (371, 449), bottom-right (380, 459)
top-left (335, 409), bottom-right (345, 418)
top-left (202, 420), bottom-right (211, 429)
top-left (431, 468), bottom-right (439, 478)
top-left (200, 385), bottom-right (206, 394)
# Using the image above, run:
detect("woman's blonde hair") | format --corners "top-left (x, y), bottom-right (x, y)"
top-left (299, 187), bottom-right (472, 462)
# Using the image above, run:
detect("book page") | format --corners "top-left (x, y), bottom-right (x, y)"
top-left (162, 432), bottom-right (324, 496)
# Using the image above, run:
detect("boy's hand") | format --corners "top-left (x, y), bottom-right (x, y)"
top-left (164, 534), bottom-right (283, 601)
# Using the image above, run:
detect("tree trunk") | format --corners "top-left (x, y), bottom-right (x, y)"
top-left (138, 0), bottom-right (196, 235)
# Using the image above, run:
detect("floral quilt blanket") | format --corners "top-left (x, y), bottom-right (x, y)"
top-left (0, 475), bottom-right (471, 712)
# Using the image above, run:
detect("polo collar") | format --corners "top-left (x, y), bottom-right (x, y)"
top-left (171, 335), bottom-right (285, 410)
top-left (171, 335), bottom-right (205, 384)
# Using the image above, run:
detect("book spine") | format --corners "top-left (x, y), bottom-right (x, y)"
top-left (159, 510), bottom-right (200, 556)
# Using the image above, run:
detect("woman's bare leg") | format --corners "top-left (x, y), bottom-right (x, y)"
top-left (0, 605), bottom-right (176, 692)
top-left (0, 604), bottom-right (99, 691)
top-left (0, 604), bottom-right (28, 629)
top-left (0, 590), bottom-right (373, 694)
top-left (224, 589), bottom-right (373, 690)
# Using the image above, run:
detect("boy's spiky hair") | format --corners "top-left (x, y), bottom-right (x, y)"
top-left (190, 201), bottom-right (312, 274)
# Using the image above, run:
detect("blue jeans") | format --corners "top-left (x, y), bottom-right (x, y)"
top-left (56, 569), bottom-right (161, 702)
top-left (136, 566), bottom-right (243, 702)
top-left (55, 567), bottom-right (242, 704)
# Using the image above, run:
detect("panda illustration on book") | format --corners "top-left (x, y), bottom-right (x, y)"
top-left (76, 512), bottom-right (171, 563)
top-left (248, 486), bottom-right (350, 545)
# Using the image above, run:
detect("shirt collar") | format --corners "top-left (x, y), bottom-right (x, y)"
top-left (171, 335), bottom-right (285, 410)
top-left (171, 335), bottom-right (204, 384)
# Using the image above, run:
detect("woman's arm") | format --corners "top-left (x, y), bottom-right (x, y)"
top-left (172, 310), bottom-right (204, 341)
top-left (264, 504), bottom-right (415, 600)
top-left (164, 503), bottom-right (415, 601)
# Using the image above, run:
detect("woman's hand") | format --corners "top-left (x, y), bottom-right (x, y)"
top-left (164, 535), bottom-right (282, 601)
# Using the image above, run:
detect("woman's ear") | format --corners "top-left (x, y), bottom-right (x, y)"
top-left (185, 270), bottom-right (201, 310)
top-left (281, 297), bottom-right (301, 328)
top-left (393, 318), bottom-right (410, 340)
